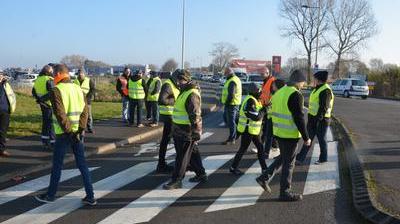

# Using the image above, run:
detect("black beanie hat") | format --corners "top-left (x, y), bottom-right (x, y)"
top-left (289, 70), bottom-right (306, 83)
top-left (172, 69), bottom-right (191, 81)
top-left (314, 71), bottom-right (328, 82)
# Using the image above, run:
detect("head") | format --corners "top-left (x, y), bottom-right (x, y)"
top-left (123, 67), bottom-right (131, 77)
top-left (172, 69), bottom-right (191, 88)
top-left (40, 65), bottom-right (53, 77)
top-left (136, 70), bottom-right (143, 78)
top-left (150, 71), bottom-right (158, 78)
top-left (289, 70), bottom-right (306, 89)
top-left (53, 64), bottom-right (70, 85)
top-left (260, 67), bottom-right (271, 79)
top-left (248, 82), bottom-right (261, 98)
top-left (313, 71), bottom-right (328, 86)
top-left (224, 67), bottom-right (234, 77)
top-left (0, 71), bottom-right (6, 83)
top-left (77, 69), bottom-right (85, 80)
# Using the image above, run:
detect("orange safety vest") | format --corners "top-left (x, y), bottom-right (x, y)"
top-left (260, 76), bottom-right (276, 106)
top-left (119, 76), bottom-right (129, 96)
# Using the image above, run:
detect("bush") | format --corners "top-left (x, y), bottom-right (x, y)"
top-left (368, 67), bottom-right (400, 98)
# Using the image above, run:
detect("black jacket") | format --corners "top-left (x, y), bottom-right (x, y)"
top-left (158, 78), bottom-right (179, 107)
top-left (225, 75), bottom-right (237, 105)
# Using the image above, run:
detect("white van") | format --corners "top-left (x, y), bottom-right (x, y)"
top-left (331, 78), bottom-right (369, 99)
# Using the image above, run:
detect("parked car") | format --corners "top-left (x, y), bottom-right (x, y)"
top-left (200, 73), bottom-right (213, 81)
top-left (15, 73), bottom-right (39, 87)
top-left (211, 74), bottom-right (222, 83)
top-left (331, 78), bottom-right (369, 99)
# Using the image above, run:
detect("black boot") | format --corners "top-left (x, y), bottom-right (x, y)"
top-left (163, 180), bottom-right (182, 190)
top-left (229, 167), bottom-right (243, 176)
top-left (279, 191), bottom-right (303, 202)
top-left (189, 174), bottom-right (208, 183)
top-left (256, 173), bottom-right (271, 193)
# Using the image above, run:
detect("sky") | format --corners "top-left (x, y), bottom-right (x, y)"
top-left (0, 0), bottom-right (399, 69)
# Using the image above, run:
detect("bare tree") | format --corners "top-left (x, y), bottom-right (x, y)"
top-left (369, 58), bottom-right (384, 72)
top-left (209, 42), bottom-right (239, 72)
top-left (161, 59), bottom-right (178, 72)
top-left (60, 54), bottom-right (87, 69)
top-left (326, 0), bottom-right (378, 78)
top-left (148, 64), bottom-right (158, 71)
top-left (280, 0), bottom-right (332, 84)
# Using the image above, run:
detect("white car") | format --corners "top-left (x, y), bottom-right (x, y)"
top-left (16, 73), bottom-right (39, 87)
top-left (331, 78), bottom-right (369, 99)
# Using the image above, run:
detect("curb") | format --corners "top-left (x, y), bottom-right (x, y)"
top-left (332, 116), bottom-right (400, 224)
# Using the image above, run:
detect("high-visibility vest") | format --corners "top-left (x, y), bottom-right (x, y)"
top-left (221, 75), bottom-right (242, 105)
top-left (308, 83), bottom-right (334, 118)
top-left (128, 79), bottom-right (145, 99)
top-left (74, 77), bottom-right (90, 95)
top-left (33, 75), bottom-right (53, 106)
top-left (147, 77), bottom-right (161, 102)
top-left (237, 95), bottom-right (263, 135)
top-left (260, 76), bottom-right (276, 106)
top-left (52, 83), bottom-right (85, 135)
top-left (3, 82), bottom-right (16, 114)
top-left (118, 76), bottom-right (129, 96)
top-left (172, 88), bottom-right (201, 125)
top-left (271, 86), bottom-right (302, 139)
top-left (159, 79), bottom-right (180, 116)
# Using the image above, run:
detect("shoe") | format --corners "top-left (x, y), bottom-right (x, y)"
top-left (163, 180), bottom-right (182, 190)
top-left (34, 194), bottom-right (54, 203)
top-left (156, 164), bottom-right (174, 173)
top-left (271, 147), bottom-right (279, 152)
top-left (314, 160), bottom-right (327, 165)
top-left (149, 123), bottom-right (158, 127)
top-left (137, 124), bottom-right (144, 128)
top-left (256, 176), bottom-right (271, 193)
top-left (189, 174), bottom-right (208, 183)
top-left (279, 191), bottom-right (303, 202)
top-left (82, 196), bottom-right (97, 206)
top-left (0, 150), bottom-right (10, 157)
top-left (250, 148), bottom-right (258, 154)
top-left (229, 167), bottom-right (243, 176)
top-left (222, 140), bottom-right (235, 145)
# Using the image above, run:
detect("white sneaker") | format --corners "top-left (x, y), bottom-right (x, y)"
top-left (250, 148), bottom-right (258, 154)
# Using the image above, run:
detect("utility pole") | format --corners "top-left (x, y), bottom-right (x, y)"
top-left (181, 0), bottom-right (186, 69)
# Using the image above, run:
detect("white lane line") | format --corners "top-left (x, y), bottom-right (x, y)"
top-left (1, 162), bottom-right (158, 224)
top-left (97, 154), bottom-right (234, 224)
top-left (0, 167), bottom-right (99, 206)
top-left (303, 141), bottom-right (340, 195)
top-left (153, 132), bottom-right (214, 159)
top-left (327, 127), bottom-right (334, 142)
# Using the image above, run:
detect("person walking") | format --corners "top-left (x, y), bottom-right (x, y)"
top-left (146, 71), bottom-right (162, 127)
top-left (32, 65), bottom-right (55, 149)
top-left (128, 70), bottom-right (147, 127)
top-left (0, 72), bottom-right (16, 157)
top-left (157, 71), bottom-right (180, 173)
top-left (116, 67), bottom-right (131, 123)
top-left (163, 69), bottom-right (206, 190)
top-left (296, 71), bottom-right (334, 165)
top-left (35, 64), bottom-right (96, 205)
top-left (256, 70), bottom-right (311, 201)
top-left (74, 69), bottom-right (96, 134)
top-left (221, 67), bottom-right (242, 145)
top-left (229, 83), bottom-right (268, 175)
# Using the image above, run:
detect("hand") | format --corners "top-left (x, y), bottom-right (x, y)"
top-left (192, 132), bottom-right (201, 141)
top-left (305, 139), bottom-right (312, 146)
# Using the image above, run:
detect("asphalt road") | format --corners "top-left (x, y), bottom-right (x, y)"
top-left (0, 110), bottom-right (368, 224)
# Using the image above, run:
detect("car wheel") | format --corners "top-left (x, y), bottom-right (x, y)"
top-left (344, 91), bottom-right (350, 98)
top-left (361, 96), bottom-right (367, 100)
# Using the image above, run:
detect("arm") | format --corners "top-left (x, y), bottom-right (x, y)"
top-left (245, 98), bottom-right (266, 121)
top-left (288, 92), bottom-right (309, 141)
top-left (151, 79), bottom-right (161, 95)
top-left (225, 81), bottom-right (236, 105)
top-left (116, 79), bottom-right (123, 96)
top-left (50, 88), bottom-right (72, 133)
top-left (186, 92), bottom-right (202, 141)
top-left (316, 89), bottom-right (332, 121)
top-left (79, 96), bottom-right (89, 131)
top-left (86, 79), bottom-right (96, 100)
top-left (32, 87), bottom-right (40, 101)
top-left (40, 80), bottom-right (54, 102)
top-left (142, 79), bottom-right (148, 96)
top-left (158, 84), bottom-right (175, 106)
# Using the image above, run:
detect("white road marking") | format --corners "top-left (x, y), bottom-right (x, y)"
top-left (1, 162), bottom-right (158, 224)
top-left (134, 142), bottom-right (158, 156)
top-left (0, 167), bottom-right (99, 206)
top-left (97, 154), bottom-right (234, 224)
top-left (303, 141), bottom-right (340, 195)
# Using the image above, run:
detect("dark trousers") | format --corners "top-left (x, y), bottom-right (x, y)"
top-left (40, 105), bottom-right (55, 145)
top-left (265, 138), bottom-right (299, 194)
top-left (297, 120), bottom-right (329, 162)
top-left (47, 134), bottom-right (94, 199)
top-left (171, 138), bottom-right (206, 181)
top-left (147, 101), bottom-right (159, 124)
top-left (0, 111), bottom-right (10, 152)
top-left (145, 101), bottom-right (151, 119)
top-left (128, 99), bottom-right (143, 125)
top-left (231, 132), bottom-right (267, 172)
top-left (223, 105), bottom-right (239, 141)
top-left (87, 104), bottom-right (93, 131)
top-left (158, 116), bottom-right (172, 166)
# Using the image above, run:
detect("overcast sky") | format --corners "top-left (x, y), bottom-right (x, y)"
top-left (0, 0), bottom-right (399, 69)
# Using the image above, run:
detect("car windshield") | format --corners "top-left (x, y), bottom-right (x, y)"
top-left (352, 80), bottom-right (367, 86)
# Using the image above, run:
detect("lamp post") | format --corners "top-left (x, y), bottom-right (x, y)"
top-left (302, 0), bottom-right (321, 71)
top-left (181, 0), bottom-right (186, 69)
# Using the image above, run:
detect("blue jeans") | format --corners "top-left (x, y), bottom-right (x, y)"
top-left (122, 96), bottom-right (130, 122)
top-left (128, 99), bottom-right (143, 125)
top-left (47, 134), bottom-right (94, 200)
top-left (87, 104), bottom-right (93, 131)
top-left (297, 119), bottom-right (329, 162)
top-left (224, 105), bottom-right (239, 141)
top-left (147, 101), bottom-right (159, 124)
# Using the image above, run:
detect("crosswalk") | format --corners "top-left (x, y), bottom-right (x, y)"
top-left (0, 128), bottom-right (340, 224)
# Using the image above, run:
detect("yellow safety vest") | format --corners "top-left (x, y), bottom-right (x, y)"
top-left (237, 95), bottom-right (263, 135)
top-left (128, 79), bottom-right (145, 99)
top-left (52, 83), bottom-right (85, 135)
top-left (172, 88), bottom-right (201, 125)
top-left (147, 77), bottom-right (161, 102)
top-left (271, 86), bottom-right (302, 139)
top-left (308, 84), bottom-right (334, 118)
top-left (74, 77), bottom-right (90, 95)
top-left (3, 82), bottom-right (16, 114)
top-left (159, 79), bottom-right (180, 116)
top-left (221, 75), bottom-right (242, 105)
top-left (33, 75), bottom-right (53, 105)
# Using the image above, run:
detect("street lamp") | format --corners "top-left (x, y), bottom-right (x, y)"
top-left (181, 0), bottom-right (186, 69)
top-left (302, 1), bottom-right (321, 71)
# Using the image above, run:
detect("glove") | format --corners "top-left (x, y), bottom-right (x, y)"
top-left (192, 132), bottom-right (201, 141)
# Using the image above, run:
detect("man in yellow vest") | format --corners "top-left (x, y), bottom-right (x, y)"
top-left (146, 71), bottom-right (162, 127)
top-left (127, 70), bottom-right (147, 127)
top-left (256, 70), bottom-right (311, 201)
top-left (229, 83), bottom-right (268, 175)
top-left (32, 65), bottom-right (55, 149)
top-left (157, 70), bottom-right (180, 173)
top-left (221, 67), bottom-right (242, 145)
top-left (35, 64), bottom-right (96, 205)
top-left (296, 71), bottom-right (334, 164)
top-left (163, 69), bottom-right (206, 190)
top-left (74, 69), bottom-right (96, 133)
top-left (0, 72), bottom-right (16, 157)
